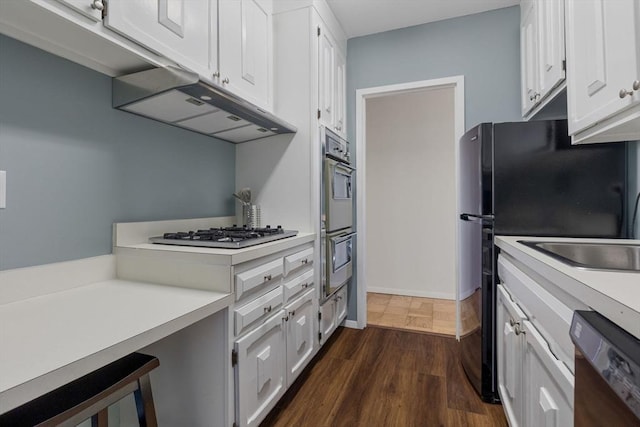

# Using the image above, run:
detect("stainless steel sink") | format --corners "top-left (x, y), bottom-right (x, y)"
top-left (519, 241), bottom-right (640, 272)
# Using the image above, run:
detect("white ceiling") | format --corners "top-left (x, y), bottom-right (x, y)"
top-left (325, 0), bottom-right (520, 38)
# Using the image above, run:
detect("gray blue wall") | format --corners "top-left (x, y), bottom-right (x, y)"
top-left (346, 6), bottom-right (522, 318)
top-left (347, 5), bottom-right (522, 144)
top-left (0, 35), bottom-right (236, 270)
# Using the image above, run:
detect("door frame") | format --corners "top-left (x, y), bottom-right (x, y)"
top-left (352, 76), bottom-right (465, 338)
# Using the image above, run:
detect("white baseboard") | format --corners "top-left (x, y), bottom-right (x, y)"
top-left (459, 286), bottom-right (478, 301)
top-left (367, 286), bottom-right (455, 301)
top-left (343, 320), bottom-right (361, 329)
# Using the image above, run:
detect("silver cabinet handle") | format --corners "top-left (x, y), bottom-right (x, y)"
top-left (509, 318), bottom-right (516, 327)
top-left (264, 274), bottom-right (272, 281)
top-left (212, 71), bottom-right (220, 78)
top-left (91, 0), bottom-right (104, 10)
top-left (633, 80), bottom-right (640, 91)
top-left (620, 88), bottom-right (634, 98)
top-left (263, 305), bottom-right (272, 313)
top-left (514, 324), bottom-right (525, 336)
top-left (301, 259), bottom-right (309, 265)
top-left (301, 282), bottom-right (309, 288)
top-left (289, 310), bottom-right (296, 317)
top-left (222, 77), bottom-right (230, 84)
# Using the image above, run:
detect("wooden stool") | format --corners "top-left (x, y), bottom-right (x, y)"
top-left (0, 352), bottom-right (160, 427)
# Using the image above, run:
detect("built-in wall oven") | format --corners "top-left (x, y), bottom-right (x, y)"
top-left (320, 126), bottom-right (355, 301)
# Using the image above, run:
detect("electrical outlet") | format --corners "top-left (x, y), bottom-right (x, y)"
top-left (0, 171), bottom-right (6, 209)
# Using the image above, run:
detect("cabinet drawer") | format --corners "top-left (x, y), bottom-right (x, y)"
top-left (498, 255), bottom-right (574, 372)
top-left (235, 286), bottom-right (284, 336)
top-left (283, 247), bottom-right (313, 277)
top-left (236, 258), bottom-right (283, 300)
top-left (283, 269), bottom-right (314, 303)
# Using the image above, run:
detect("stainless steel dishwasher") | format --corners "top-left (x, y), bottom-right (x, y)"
top-left (570, 310), bottom-right (640, 426)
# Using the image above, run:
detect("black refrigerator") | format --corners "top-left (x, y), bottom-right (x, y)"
top-left (458, 119), bottom-right (627, 402)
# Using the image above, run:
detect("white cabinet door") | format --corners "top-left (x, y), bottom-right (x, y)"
top-left (104, 0), bottom-right (213, 77)
top-left (538, 0), bottom-right (565, 99)
top-left (566, 0), bottom-right (640, 138)
top-left (523, 320), bottom-right (574, 427)
top-left (520, 0), bottom-right (539, 115)
top-left (319, 297), bottom-right (336, 345)
top-left (234, 310), bottom-right (286, 427)
top-left (497, 285), bottom-right (527, 427)
top-left (284, 289), bottom-right (316, 386)
top-left (335, 286), bottom-right (347, 324)
top-left (219, 0), bottom-right (272, 109)
top-left (318, 23), bottom-right (335, 128)
top-left (334, 49), bottom-right (346, 136)
top-left (55, 0), bottom-right (103, 22)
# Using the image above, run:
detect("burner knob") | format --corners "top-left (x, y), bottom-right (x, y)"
top-left (277, 225), bottom-right (282, 229)
top-left (266, 225), bottom-right (271, 229)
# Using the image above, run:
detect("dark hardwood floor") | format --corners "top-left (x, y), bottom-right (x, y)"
top-left (261, 326), bottom-right (507, 427)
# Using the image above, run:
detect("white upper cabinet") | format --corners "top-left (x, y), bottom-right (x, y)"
top-left (520, 0), bottom-right (539, 115)
top-left (520, 0), bottom-right (566, 118)
top-left (104, 0), bottom-right (214, 78)
top-left (318, 23), bottom-right (335, 130)
top-left (566, 0), bottom-right (640, 144)
top-left (219, 0), bottom-right (273, 109)
top-left (334, 49), bottom-right (346, 135)
top-left (55, 0), bottom-right (103, 22)
top-left (318, 21), bottom-right (347, 138)
top-left (538, 0), bottom-right (565, 99)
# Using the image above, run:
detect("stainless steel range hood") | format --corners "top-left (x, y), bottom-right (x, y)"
top-left (112, 66), bottom-right (296, 143)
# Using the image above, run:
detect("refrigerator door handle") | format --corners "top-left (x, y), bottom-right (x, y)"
top-left (460, 213), bottom-right (495, 224)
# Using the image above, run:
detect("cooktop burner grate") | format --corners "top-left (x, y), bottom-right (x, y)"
top-left (150, 226), bottom-right (298, 249)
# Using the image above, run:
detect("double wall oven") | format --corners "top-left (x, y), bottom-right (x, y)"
top-left (321, 127), bottom-right (355, 301)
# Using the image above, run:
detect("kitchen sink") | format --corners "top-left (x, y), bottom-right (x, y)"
top-left (519, 241), bottom-right (640, 272)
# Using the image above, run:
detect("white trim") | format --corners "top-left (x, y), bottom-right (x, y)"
top-left (343, 320), bottom-right (360, 329)
top-left (355, 76), bottom-right (465, 339)
top-left (459, 286), bottom-right (477, 302)
top-left (367, 287), bottom-right (455, 301)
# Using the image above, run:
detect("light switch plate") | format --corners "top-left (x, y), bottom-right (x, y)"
top-left (0, 170), bottom-right (6, 209)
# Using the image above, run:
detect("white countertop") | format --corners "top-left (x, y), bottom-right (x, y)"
top-left (0, 278), bottom-right (233, 413)
top-left (116, 232), bottom-right (316, 266)
top-left (495, 236), bottom-right (640, 339)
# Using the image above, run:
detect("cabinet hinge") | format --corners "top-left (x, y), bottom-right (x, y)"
top-left (562, 60), bottom-right (566, 71)
top-left (233, 423), bottom-right (238, 427)
top-left (318, 331), bottom-right (322, 343)
top-left (317, 109), bottom-right (321, 119)
top-left (101, 0), bottom-right (108, 19)
top-left (231, 349), bottom-right (238, 367)
top-left (317, 26), bottom-right (321, 37)
top-left (318, 311), bottom-right (322, 320)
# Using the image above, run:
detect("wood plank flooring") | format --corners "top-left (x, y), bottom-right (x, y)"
top-left (261, 326), bottom-right (507, 427)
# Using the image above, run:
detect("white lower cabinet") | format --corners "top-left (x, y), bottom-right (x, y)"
top-left (234, 310), bottom-right (287, 427)
top-left (233, 243), bottom-right (317, 427)
top-left (523, 320), bottom-right (574, 427)
top-left (497, 285), bottom-right (526, 427)
top-left (319, 285), bottom-right (347, 345)
top-left (497, 255), bottom-right (575, 427)
top-left (284, 289), bottom-right (317, 386)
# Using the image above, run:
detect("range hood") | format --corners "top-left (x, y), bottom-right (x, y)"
top-left (112, 66), bottom-right (296, 143)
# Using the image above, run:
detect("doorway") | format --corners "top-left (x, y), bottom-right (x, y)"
top-left (354, 77), bottom-right (465, 338)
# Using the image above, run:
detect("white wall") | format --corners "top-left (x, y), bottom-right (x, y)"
top-left (365, 87), bottom-right (456, 299)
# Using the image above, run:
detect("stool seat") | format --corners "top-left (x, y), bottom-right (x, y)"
top-left (0, 352), bottom-right (159, 427)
